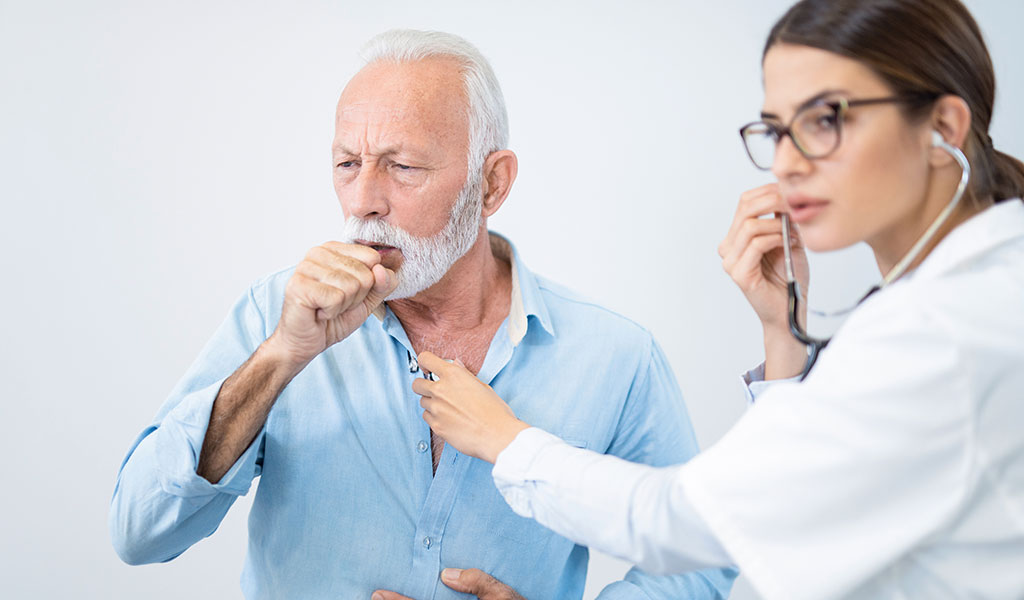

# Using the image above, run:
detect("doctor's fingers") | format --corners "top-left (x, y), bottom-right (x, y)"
top-left (719, 185), bottom-right (785, 256)
top-left (727, 233), bottom-right (787, 293)
top-left (411, 377), bottom-right (436, 397)
top-left (417, 351), bottom-right (469, 379)
top-left (720, 217), bottom-right (785, 273)
top-left (419, 399), bottom-right (449, 433)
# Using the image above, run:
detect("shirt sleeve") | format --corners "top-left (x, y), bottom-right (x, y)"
top-left (680, 297), bottom-right (970, 600)
top-left (495, 337), bottom-right (737, 599)
top-left (109, 284), bottom-right (269, 565)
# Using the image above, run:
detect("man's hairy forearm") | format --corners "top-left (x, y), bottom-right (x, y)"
top-left (197, 342), bottom-right (305, 482)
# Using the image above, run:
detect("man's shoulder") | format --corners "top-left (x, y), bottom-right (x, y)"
top-left (533, 274), bottom-right (653, 348)
top-left (251, 265), bottom-right (297, 291)
top-left (243, 265), bottom-right (297, 317)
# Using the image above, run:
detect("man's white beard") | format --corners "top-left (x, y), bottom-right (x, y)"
top-left (341, 174), bottom-right (483, 300)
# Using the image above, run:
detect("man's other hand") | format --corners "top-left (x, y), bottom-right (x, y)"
top-left (371, 567), bottom-right (526, 600)
top-left (267, 242), bottom-right (397, 370)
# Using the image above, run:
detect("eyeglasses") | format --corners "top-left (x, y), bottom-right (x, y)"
top-left (739, 96), bottom-right (932, 170)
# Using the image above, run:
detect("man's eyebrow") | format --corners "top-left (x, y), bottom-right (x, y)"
top-left (761, 88), bottom-right (851, 120)
top-left (331, 143), bottom-right (403, 157)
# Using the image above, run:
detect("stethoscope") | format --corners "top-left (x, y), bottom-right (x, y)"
top-left (782, 130), bottom-right (972, 380)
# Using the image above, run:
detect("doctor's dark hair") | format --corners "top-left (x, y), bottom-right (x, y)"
top-left (765, 0), bottom-right (1024, 206)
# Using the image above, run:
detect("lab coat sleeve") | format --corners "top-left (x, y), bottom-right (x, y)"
top-left (109, 284), bottom-right (269, 565)
top-left (496, 338), bottom-right (737, 600)
top-left (680, 296), bottom-right (971, 600)
top-left (494, 428), bottom-right (734, 577)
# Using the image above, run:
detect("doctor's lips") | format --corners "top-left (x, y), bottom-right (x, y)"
top-left (786, 195), bottom-right (829, 224)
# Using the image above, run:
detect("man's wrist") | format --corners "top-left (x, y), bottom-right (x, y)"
top-left (256, 337), bottom-right (311, 384)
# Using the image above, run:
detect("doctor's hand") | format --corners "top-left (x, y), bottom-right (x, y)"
top-left (372, 568), bottom-right (527, 600)
top-left (266, 242), bottom-right (397, 371)
top-left (718, 184), bottom-right (808, 379)
top-left (413, 352), bottom-right (530, 464)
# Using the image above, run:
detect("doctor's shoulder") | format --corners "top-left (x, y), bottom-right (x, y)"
top-left (823, 239), bottom-right (1024, 387)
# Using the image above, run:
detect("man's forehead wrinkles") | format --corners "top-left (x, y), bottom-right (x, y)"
top-left (337, 103), bottom-right (409, 124)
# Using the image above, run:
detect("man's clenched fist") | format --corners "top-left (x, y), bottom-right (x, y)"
top-left (266, 241), bottom-right (398, 370)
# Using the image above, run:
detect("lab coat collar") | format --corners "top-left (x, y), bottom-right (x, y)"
top-left (909, 199), bottom-right (1024, 281)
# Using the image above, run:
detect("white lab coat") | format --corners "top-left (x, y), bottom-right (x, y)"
top-left (493, 200), bottom-right (1024, 600)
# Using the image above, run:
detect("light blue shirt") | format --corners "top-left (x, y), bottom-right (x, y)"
top-left (109, 234), bottom-right (736, 599)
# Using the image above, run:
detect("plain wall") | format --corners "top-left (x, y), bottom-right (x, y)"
top-left (1, 1), bottom-right (1022, 598)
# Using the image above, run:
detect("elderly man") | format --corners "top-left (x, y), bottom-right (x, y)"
top-left (109, 30), bottom-right (735, 600)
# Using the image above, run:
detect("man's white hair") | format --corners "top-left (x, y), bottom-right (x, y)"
top-left (359, 29), bottom-right (510, 180)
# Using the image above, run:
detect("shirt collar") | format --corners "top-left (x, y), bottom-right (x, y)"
top-left (912, 199), bottom-right (1024, 281)
top-left (492, 232), bottom-right (555, 345)
top-left (371, 231), bottom-right (555, 346)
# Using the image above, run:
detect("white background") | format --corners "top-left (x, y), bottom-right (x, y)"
top-left (2, 1), bottom-right (1022, 598)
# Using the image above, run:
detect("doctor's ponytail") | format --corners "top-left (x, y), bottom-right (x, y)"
top-left (991, 149), bottom-right (1024, 203)
top-left (766, 0), bottom-right (1024, 206)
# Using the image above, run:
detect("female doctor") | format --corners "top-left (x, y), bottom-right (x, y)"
top-left (412, 0), bottom-right (1024, 598)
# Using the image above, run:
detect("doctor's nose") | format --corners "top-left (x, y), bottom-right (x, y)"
top-left (771, 134), bottom-right (813, 180)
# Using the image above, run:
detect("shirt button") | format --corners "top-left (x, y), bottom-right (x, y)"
top-left (422, 536), bottom-right (432, 549)
top-left (417, 440), bottom-right (428, 453)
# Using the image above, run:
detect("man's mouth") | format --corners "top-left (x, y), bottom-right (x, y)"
top-left (355, 239), bottom-right (398, 253)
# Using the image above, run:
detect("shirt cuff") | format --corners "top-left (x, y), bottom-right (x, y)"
top-left (154, 377), bottom-right (263, 498)
top-left (741, 362), bottom-right (799, 404)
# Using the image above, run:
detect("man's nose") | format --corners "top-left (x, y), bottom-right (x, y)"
top-left (345, 165), bottom-right (390, 219)
top-left (771, 134), bottom-right (812, 180)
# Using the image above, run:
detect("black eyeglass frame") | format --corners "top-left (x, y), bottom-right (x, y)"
top-left (738, 94), bottom-right (938, 170)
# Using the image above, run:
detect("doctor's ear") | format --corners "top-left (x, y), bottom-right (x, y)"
top-left (928, 95), bottom-right (972, 168)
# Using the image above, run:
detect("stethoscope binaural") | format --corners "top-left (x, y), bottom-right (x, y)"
top-left (782, 130), bottom-right (972, 380)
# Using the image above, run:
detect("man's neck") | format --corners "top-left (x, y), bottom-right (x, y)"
top-left (387, 230), bottom-right (513, 345)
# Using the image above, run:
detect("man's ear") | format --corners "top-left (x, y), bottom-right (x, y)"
top-left (929, 95), bottom-right (972, 169)
top-left (480, 150), bottom-right (518, 218)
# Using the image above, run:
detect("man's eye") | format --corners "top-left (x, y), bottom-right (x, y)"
top-left (336, 161), bottom-right (357, 168)
top-left (394, 163), bottom-right (415, 171)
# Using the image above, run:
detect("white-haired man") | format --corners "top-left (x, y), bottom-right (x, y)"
top-left (109, 30), bottom-right (736, 600)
